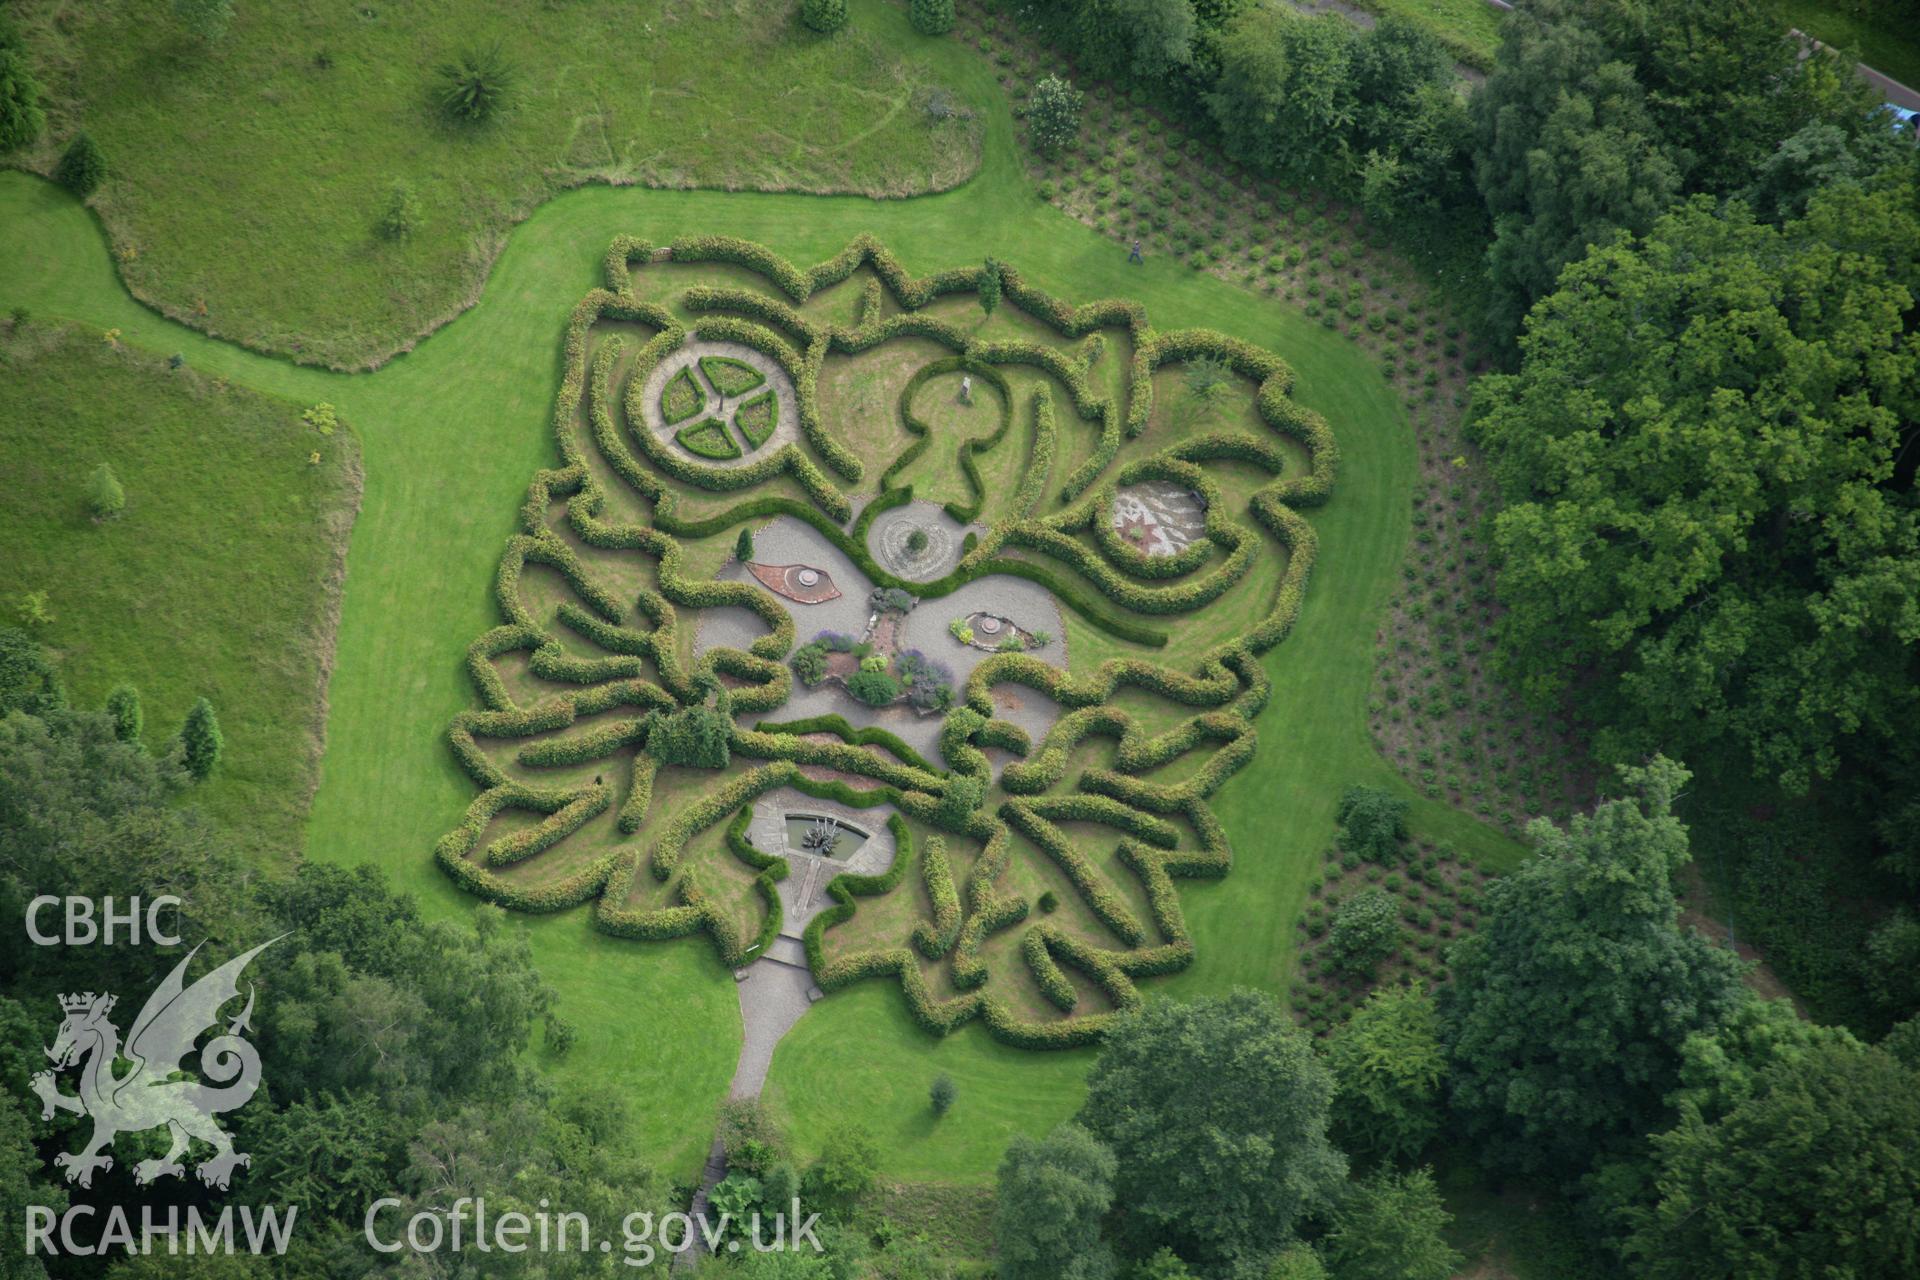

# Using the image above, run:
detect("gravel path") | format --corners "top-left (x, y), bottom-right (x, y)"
top-left (697, 515), bottom-right (1068, 759)
top-left (677, 788), bottom-right (903, 1268)
top-left (635, 339), bottom-right (798, 467)
top-left (724, 791), bottom-right (897, 1100)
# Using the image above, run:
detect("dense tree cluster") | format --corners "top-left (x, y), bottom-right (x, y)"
top-left (1028, 2), bottom-right (1467, 225)
top-left (1443, 758), bottom-right (1747, 1177)
top-left (1447, 0), bottom-right (1920, 1124)
top-left (0, 15), bottom-right (44, 153)
top-left (1474, 174), bottom-right (1920, 798)
top-left (0, 631), bottom-right (664, 1270)
top-left (1469, 0), bottom-right (1885, 335)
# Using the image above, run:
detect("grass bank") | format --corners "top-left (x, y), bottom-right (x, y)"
top-left (9, 0), bottom-right (985, 369)
top-left (0, 324), bottom-right (359, 856)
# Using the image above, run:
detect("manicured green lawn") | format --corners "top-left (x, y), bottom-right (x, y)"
top-left (1773, 0), bottom-right (1920, 88)
top-left (1343, 0), bottom-right (1920, 86)
top-left (10, 0), bottom-right (984, 369)
top-left (0, 1), bottom-right (1523, 1185)
top-left (0, 326), bottom-right (358, 856)
top-left (1349, 0), bottom-right (1505, 69)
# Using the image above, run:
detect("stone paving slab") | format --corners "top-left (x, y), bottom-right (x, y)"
top-left (695, 515), bottom-right (1068, 760)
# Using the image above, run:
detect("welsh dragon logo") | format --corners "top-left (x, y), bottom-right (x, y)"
top-left (29, 938), bottom-right (280, 1190)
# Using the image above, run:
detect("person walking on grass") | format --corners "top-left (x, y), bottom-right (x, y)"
top-left (1129, 238), bottom-right (1144, 265)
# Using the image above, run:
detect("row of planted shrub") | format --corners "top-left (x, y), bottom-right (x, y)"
top-left (603, 234), bottom-right (1338, 654)
top-left (435, 232), bottom-right (1338, 1040)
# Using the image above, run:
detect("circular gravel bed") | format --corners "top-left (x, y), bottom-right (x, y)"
top-left (866, 499), bottom-right (979, 581)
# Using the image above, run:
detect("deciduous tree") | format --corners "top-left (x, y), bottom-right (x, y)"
top-left (1326, 983), bottom-right (1445, 1164)
top-left (1026, 75), bottom-right (1083, 157)
top-left (104, 683), bottom-right (142, 744)
top-left (54, 132), bottom-right (105, 198)
top-left (1326, 887), bottom-right (1399, 977)
top-left (994, 1123), bottom-right (1117, 1280)
top-left (178, 696), bottom-right (223, 781)
top-left (1441, 758), bottom-right (1747, 1177)
top-left (1625, 1043), bottom-right (1920, 1278)
top-left (1472, 187), bottom-right (1920, 793)
top-left (1322, 1167), bottom-right (1461, 1280)
top-left (1078, 990), bottom-right (1344, 1271)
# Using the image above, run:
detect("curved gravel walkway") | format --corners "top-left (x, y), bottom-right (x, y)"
top-left (697, 515), bottom-right (1068, 758)
top-left (636, 339), bottom-right (798, 467)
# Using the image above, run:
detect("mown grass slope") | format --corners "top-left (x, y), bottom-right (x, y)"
top-left (0, 325), bottom-right (358, 856)
top-left (10, 0), bottom-right (984, 369)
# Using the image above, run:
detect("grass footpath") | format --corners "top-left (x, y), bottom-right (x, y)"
top-left (9, 0), bottom-right (984, 370)
top-left (1345, 0), bottom-right (1505, 70)
top-left (0, 0), bottom-right (1523, 1188)
top-left (1773, 0), bottom-right (1920, 88)
top-left (0, 326), bottom-right (359, 857)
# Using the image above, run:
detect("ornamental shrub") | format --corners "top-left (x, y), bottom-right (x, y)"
top-left (1026, 75), bottom-right (1082, 158)
top-left (859, 654), bottom-right (888, 674)
top-left (104, 683), bottom-right (142, 743)
top-left (1337, 785), bottom-right (1409, 863)
top-left (708, 1173), bottom-right (761, 1222)
top-left (178, 697), bottom-right (223, 782)
top-left (436, 43), bottom-right (515, 123)
top-left (936, 775), bottom-right (985, 826)
top-left (930, 1072), bottom-right (956, 1117)
top-left (846, 669), bottom-right (900, 706)
top-left (979, 257), bottom-right (1003, 317)
top-left (86, 462), bottom-right (125, 520)
top-left (734, 526), bottom-right (754, 562)
top-left (718, 1099), bottom-right (786, 1176)
top-left (799, 0), bottom-right (848, 34)
top-left (909, 0), bottom-right (954, 37)
top-left (55, 132), bottom-right (105, 198)
top-left (649, 704), bottom-right (731, 769)
top-left (1327, 888), bottom-right (1399, 977)
top-left (790, 643), bottom-right (827, 687)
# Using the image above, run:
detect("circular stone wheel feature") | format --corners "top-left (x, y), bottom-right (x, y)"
top-left (638, 340), bottom-right (797, 468)
top-left (869, 500), bottom-right (973, 581)
top-left (796, 568), bottom-right (820, 587)
top-left (978, 615), bottom-right (1003, 635)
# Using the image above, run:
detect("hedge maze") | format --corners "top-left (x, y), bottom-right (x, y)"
top-left (434, 233), bottom-right (1338, 1048)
